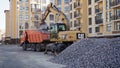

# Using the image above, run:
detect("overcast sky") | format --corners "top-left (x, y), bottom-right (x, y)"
top-left (0, 0), bottom-right (9, 30)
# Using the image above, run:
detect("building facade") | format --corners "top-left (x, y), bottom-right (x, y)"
top-left (88, 0), bottom-right (120, 37)
top-left (75, 0), bottom-right (88, 37)
top-left (4, 10), bottom-right (11, 39)
top-left (9, 0), bottom-right (56, 42)
top-left (55, 0), bottom-right (88, 37)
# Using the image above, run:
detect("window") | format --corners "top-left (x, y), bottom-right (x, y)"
top-left (78, 20), bottom-right (80, 25)
top-left (31, 4), bottom-right (35, 9)
top-left (88, 8), bottom-right (92, 15)
top-left (25, 7), bottom-right (28, 11)
top-left (34, 14), bottom-right (38, 20)
top-left (42, 6), bottom-right (46, 12)
top-left (107, 24), bottom-right (112, 32)
top-left (115, 22), bottom-right (120, 30)
top-left (65, 13), bottom-right (70, 19)
top-left (106, 0), bottom-right (109, 10)
top-left (109, 11), bottom-right (113, 21)
top-left (70, 4), bottom-right (72, 10)
top-left (49, 14), bottom-right (54, 20)
top-left (50, 0), bottom-right (53, 3)
top-left (95, 5), bottom-right (99, 13)
top-left (58, 7), bottom-right (61, 11)
top-left (74, 11), bottom-right (77, 18)
top-left (95, 0), bottom-right (99, 2)
top-left (70, 21), bottom-right (72, 27)
top-left (19, 15), bottom-right (23, 19)
top-left (25, 0), bottom-right (28, 2)
top-left (89, 28), bottom-right (92, 33)
top-left (25, 14), bottom-right (29, 19)
top-left (70, 13), bottom-right (72, 19)
top-left (58, 25), bottom-right (66, 31)
top-left (64, 6), bottom-right (70, 12)
top-left (25, 22), bottom-right (29, 29)
top-left (74, 20), bottom-right (77, 27)
top-left (19, 23), bottom-right (24, 29)
top-left (106, 12), bottom-right (109, 22)
top-left (64, 0), bottom-right (69, 4)
top-left (20, 6), bottom-right (23, 11)
top-left (95, 13), bottom-right (103, 24)
top-left (34, 21), bottom-right (39, 28)
top-left (88, 0), bottom-right (91, 5)
top-left (116, 8), bottom-right (120, 18)
top-left (36, 4), bottom-right (40, 9)
top-left (42, 0), bottom-right (46, 4)
top-left (89, 18), bottom-right (92, 25)
top-left (95, 27), bottom-right (100, 32)
top-left (57, 0), bottom-right (61, 5)
top-left (19, 30), bottom-right (23, 36)
top-left (74, 2), bottom-right (77, 8)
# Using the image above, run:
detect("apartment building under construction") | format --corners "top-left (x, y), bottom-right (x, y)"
top-left (88, 0), bottom-right (120, 37)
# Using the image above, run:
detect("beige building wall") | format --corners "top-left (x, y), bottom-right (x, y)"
top-left (4, 10), bottom-right (10, 38)
top-left (9, 0), bottom-right (18, 39)
top-left (75, 0), bottom-right (88, 37)
top-left (69, 0), bottom-right (77, 30)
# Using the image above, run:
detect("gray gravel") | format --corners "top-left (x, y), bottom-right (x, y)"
top-left (51, 38), bottom-right (120, 68)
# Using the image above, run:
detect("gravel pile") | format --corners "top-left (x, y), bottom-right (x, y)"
top-left (51, 38), bottom-right (120, 68)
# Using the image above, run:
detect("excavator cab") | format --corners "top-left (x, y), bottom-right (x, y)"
top-left (50, 23), bottom-right (66, 39)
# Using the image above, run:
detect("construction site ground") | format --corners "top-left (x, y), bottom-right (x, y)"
top-left (0, 44), bottom-right (65, 68)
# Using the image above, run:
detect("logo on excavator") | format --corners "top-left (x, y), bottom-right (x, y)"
top-left (77, 33), bottom-right (85, 39)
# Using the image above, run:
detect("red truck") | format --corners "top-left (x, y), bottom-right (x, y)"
top-left (20, 30), bottom-right (50, 51)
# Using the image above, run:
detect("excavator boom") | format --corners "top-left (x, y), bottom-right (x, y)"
top-left (41, 3), bottom-right (69, 30)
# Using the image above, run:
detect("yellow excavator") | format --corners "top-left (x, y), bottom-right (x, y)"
top-left (40, 3), bottom-right (85, 44)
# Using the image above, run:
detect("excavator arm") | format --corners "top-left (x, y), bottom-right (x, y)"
top-left (41, 3), bottom-right (69, 30)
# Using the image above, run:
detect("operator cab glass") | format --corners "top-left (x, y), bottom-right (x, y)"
top-left (50, 23), bottom-right (66, 39)
top-left (50, 23), bottom-right (66, 32)
top-left (58, 24), bottom-right (66, 31)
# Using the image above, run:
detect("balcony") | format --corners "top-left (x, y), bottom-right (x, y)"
top-left (75, 2), bottom-right (81, 10)
top-left (31, 17), bottom-right (40, 21)
top-left (95, 0), bottom-right (103, 3)
top-left (111, 14), bottom-right (120, 21)
top-left (31, 9), bottom-right (41, 13)
top-left (75, 13), bottom-right (81, 19)
top-left (74, 24), bottom-right (81, 30)
top-left (95, 8), bottom-right (103, 14)
top-left (95, 19), bottom-right (103, 25)
top-left (110, 1), bottom-right (120, 8)
top-left (112, 30), bottom-right (120, 34)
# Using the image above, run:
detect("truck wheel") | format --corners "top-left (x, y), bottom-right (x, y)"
top-left (36, 44), bottom-right (41, 52)
top-left (22, 43), bottom-right (27, 51)
top-left (31, 44), bottom-right (36, 51)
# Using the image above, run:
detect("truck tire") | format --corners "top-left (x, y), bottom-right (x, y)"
top-left (36, 44), bottom-right (41, 52)
top-left (31, 44), bottom-right (36, 51)
top-left (22, 43), bottom-right (27, 51)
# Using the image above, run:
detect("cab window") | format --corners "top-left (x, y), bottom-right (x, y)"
top-left (58, 25), bottom-right (66, 31)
